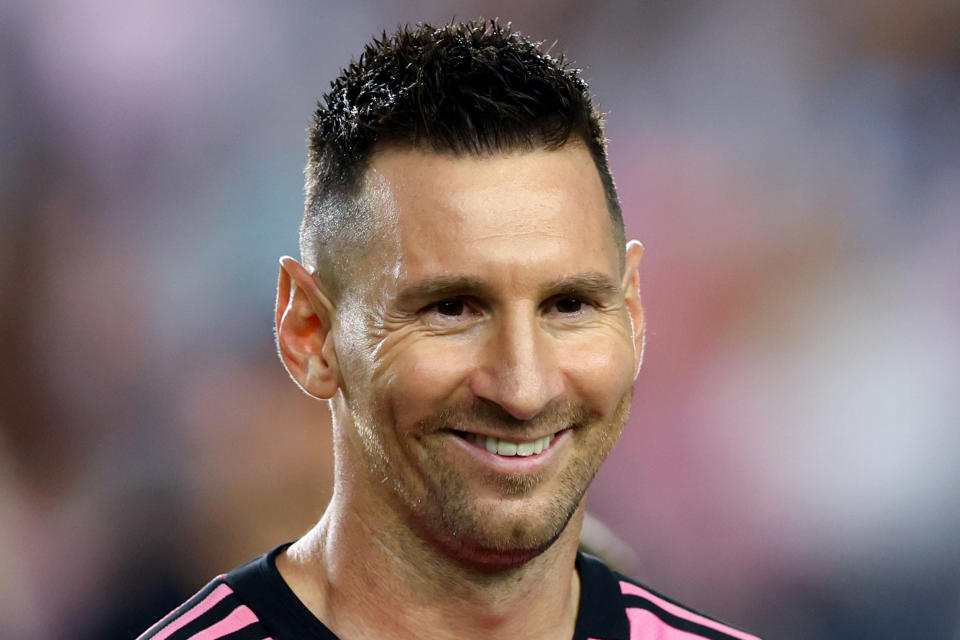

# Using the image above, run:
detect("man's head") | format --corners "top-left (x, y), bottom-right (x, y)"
top-left (277, 20), bottom-right (644, 571)
top-left (299, 19), bottom-right (625, 303)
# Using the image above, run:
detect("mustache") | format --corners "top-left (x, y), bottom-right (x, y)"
top-left (416, 398), bottom-right (593, 435)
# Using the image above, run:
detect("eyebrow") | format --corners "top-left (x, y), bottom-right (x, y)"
top-left (394, 272), bottom-right (621, 307)
top-left (394, 276), bottom-right (495, 307)
top-left (542, 273), bottom-right (621, 299)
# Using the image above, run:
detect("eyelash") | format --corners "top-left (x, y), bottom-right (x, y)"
top-left (426, 299), bottom-right (475, 317)
top-left (421, 295), bottom-right (596, 318)
top-left (545, 294), bottom-right (602, 317)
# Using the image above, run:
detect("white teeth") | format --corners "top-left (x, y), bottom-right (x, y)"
top-left (497, 440), bottom-right (518, 456)
top-left (469, 433), bottom-right (555, 457)
top-left (516, 441), bottom-right (535, 456)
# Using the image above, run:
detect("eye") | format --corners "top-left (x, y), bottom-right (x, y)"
top-left (548, 295), bottom-right (596, 316)
top-left (554, 297), bottom-right (585, 314)
top-left (421, 298), bottom-right (478, 322)
top-left (434, 299), bottom-right (466, 316)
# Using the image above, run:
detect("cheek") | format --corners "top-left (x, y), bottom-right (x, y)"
top-left (561, 336), bottom-right (636, 413)
top-left (380, 339), bottom-right (476, 424)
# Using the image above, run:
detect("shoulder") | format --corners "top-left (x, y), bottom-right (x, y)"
top-left (137, 543), bottom-right (341, 640)
top-left (576, 552), bottom-right (763, 640)
top-left (135, 573), bottom-right (271, 640)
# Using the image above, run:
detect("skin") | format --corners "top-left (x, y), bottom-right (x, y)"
top-left (274, 143), bottom-right (645, 640)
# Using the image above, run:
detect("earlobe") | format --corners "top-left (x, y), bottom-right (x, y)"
top-left (275, 256), bottom-right (340, 399)
top-left (623, 240), bottom-right (646, 378)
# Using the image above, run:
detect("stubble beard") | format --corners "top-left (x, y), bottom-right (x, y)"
top-left (357, 392), bottom-right (633, 571)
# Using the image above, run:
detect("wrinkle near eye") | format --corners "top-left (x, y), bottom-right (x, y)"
top-left (419, 301), bottom-right (485, 334)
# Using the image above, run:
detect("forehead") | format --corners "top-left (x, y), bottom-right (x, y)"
top-left (358, 145), bottom-right (621, 292)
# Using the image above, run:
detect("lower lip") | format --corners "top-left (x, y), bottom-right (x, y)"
top-left (447, 429), bottom-right (572, 473)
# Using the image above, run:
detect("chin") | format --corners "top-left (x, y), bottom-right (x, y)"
top-left (415, 492), bottom-right (585, 573)
top-left (447, 543), bottom-right (554, 573)
top-left (430, 524), bottom-right (567, 573)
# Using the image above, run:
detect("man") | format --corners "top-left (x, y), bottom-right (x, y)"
top-left (140, 19), bottom-right (760, 640)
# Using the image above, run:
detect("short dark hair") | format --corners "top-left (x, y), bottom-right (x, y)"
top-left (301, 19), bottom-right (623, 300)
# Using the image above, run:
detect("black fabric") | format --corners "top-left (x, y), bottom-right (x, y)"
top-left (573, 552), bottom-right (631, 640)
top-left (217, 624), bottom-right (273, 640)
top-left (164, 595), bottom-right (240, 639)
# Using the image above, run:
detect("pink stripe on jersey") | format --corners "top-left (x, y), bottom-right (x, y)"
top-left (620, 582), bottom-right (759, 640)
top-left (626, 608), bottom-right (725, 639)
top-left (186, 604), bottom-right (258, 640)
top-left (147, 582), bottom-right (234, 640)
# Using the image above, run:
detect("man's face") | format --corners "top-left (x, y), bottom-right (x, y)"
top-left (332, 144), bottom-right (642, 568)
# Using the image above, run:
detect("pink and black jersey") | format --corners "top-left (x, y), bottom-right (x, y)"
top-left (138, 544), bottom-right (761, 640)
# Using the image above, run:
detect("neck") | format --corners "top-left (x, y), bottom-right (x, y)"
top-left (277, 491), bottom-right (584, 640)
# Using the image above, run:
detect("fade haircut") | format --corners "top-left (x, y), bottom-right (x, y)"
top-left (300, 18), bottom-right (624, 301)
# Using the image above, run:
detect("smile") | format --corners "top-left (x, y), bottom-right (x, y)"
top-left (454, 431), bottom-right (558, 457)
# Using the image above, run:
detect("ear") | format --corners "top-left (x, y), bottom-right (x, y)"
top-left (622, 240), bottom-right (646, 379)
top-left (275, 256), bottom-right (339, 399)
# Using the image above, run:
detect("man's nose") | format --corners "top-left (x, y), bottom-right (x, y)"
top-left (470, 310), bottom-right (564, 421)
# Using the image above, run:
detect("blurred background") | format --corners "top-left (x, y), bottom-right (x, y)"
top-left (2, 1), bottom-right (959, 638)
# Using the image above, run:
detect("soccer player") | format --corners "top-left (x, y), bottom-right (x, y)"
top-left (139, 19), bottom-right (760, 640)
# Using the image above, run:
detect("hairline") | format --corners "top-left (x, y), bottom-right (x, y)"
top-left (302, 136), bottom-right (626, 303)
